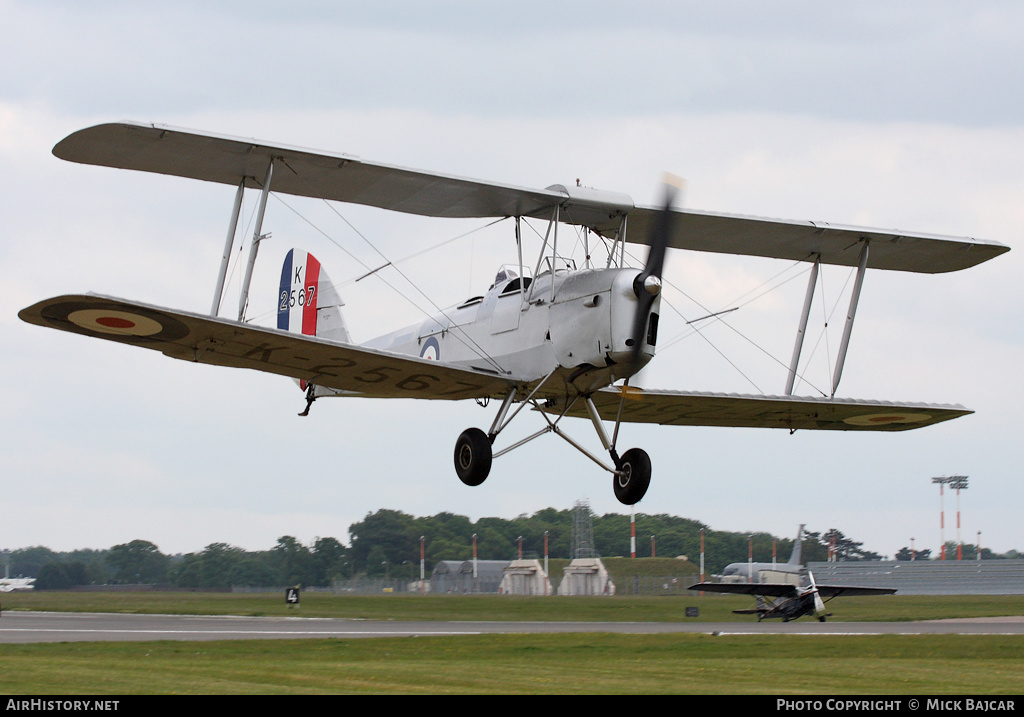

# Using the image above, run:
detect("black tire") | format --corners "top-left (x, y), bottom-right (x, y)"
top-left (612, 447), bottom-right (651, 505)
top-left (454, 428), bottom-right (492, 487)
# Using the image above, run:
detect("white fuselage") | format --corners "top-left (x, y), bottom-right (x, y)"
top-left (362, 266), bottom-right (659, 395)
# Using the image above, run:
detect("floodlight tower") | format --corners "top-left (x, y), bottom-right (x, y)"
top-left (932, 475), bottom-right (969, 560)
top-left (932, 476), bottom-right (951, 560)
top-left (948, 476), bottom-right (969, 560)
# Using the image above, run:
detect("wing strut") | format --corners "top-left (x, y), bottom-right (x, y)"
top-left (212, 178), bottom-right (245, 317)
top-left (785, 255), bottom-right (820, 395)
top-left (237, 159), bottom-right (275, 322)
top-left (783, 241), bottom-right (870, 398)
top-left (832, 240), bottom-right (870, 396)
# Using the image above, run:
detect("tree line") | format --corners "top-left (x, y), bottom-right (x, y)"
top-left (6, 508), bottom-right (1015, 589)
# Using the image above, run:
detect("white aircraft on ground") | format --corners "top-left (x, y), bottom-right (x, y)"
top-left (689, 525), bottom-right (896, 622)
top-left (19, 122), bottom-right (1010, 505)
top-left (0, 578), bottom-right (35, 593)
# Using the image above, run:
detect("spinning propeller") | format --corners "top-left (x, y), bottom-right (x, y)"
top-left (627, 174), bottom-right (684, 372)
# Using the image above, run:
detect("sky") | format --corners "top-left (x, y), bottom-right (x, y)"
top-left (2, 1), bottom-right (1022, 560)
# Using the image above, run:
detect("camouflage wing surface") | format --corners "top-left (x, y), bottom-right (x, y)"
top-left (688, 582), bottom-right (800, 598)
top-left (815, 585), bottom-right (896, 598)
top-left (545, 386), bottom-right (972, 431)
top-left (19, 295), bottom-right (517, 400)
top-left (688, 582), bottom-right (895, 598)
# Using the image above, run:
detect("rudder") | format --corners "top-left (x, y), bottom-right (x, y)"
top-left (277, 249), bottom-right (350, 343)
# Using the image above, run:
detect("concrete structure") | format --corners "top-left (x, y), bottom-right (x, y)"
top-left (499, 559), bottom-right (549, 595)
top-left (558, 558), bottom-right (616, 596)
top-left (431, 560), bottom-right (510, 594)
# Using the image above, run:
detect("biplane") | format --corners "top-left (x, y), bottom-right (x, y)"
top-left (19, 122), bottom-right (1010, 505)
top-left (689, 526), bottom-right (896, 621)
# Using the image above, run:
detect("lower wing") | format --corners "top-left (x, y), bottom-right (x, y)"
top-left (816, 585), bottom-right (897, 598)
top-left (548, 386), bottom-right (971, 431)
top-left (688, 582), bottom-right (799, 598)
top-left (19, 294), bottom-right (516, 401)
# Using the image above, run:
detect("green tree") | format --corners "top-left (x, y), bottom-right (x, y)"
top-left (349, 510), bottom-right (420, 574)
top-left (895, 546), bottom-right (932, 561)
top-left (166, 543), bottom-right (252, 589)
top-left (34, 561), bottom-right (88, 590)
top-left (271, 536), bottom-right (315, 585)
top-left (366, 545), bottom-right (389, 577)
top-left (106, 540), bottom-right (169, 584)
top-left (818, 529), bottom-right (881, 561)
top-left (312, 537), bottom-right (349, 583)
top-left (8, 546), bottom-right (58, 577)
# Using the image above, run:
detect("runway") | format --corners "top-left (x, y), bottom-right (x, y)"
top-left (2, 612), bottom-right (1023, 643)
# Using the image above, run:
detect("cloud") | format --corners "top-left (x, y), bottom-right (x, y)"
top-left (2, 3), bottom-right (1021, 558)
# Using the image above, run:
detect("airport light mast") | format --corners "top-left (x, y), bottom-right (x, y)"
top-left (949, 476), bottom-right (969, 560)
top-left (932, 475), bottom-right (968, 560)
top-left (932, 476), bottom-right (950, 560)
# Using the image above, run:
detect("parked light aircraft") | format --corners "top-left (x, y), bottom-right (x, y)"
top-left (0, 578), bottom-right (35, 593)
top-left (19, 123), bottom-right (1010, 505)
top-left (689, 526), bottom-right (895, 621)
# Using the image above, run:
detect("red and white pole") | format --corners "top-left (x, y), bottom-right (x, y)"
top-left (940, 482), bottom-right (946, 560)
top-left (630, 508), bottom-right (636, 559)
top-left (956, 485), bottom-right (963, 561)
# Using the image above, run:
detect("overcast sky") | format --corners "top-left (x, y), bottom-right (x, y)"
top-left (2, 1), bottom-right (1021, 561)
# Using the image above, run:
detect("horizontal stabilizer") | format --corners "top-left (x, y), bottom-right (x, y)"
top-left (54, 122), bottom-right (1009, 273)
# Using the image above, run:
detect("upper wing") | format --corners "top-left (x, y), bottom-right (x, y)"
top-left (815, 585), bottom-right (897, 598)
top-left (688, 582), bottom-right (799, 598)
top-left (53, 122), bottom-right (567, 222)
top-left (545, 386), bottom-right (971, 431)
top-left (624, 205), bottom-right (1009, 274)
top-left (19, 295), bottom-right (516, 401)
top-left (54, 122), bottom-right (1008, 274)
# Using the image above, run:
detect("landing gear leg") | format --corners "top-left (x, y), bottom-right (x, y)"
top-left (298, 382), bottom-right (317, 417)
top-left (584, 395), bottom-right (652, 506)
top-left (453, 388), bottom-right (522, 489)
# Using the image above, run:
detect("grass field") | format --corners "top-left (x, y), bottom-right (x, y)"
top-left (1, 592), bottom-right (1022, 694)
top-left (3, 590), bottom-right (1022, 622)
top-left (2, 634), bottom-right (1023, 695)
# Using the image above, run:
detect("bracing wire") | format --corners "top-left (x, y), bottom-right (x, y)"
top-left (623, 241), bottom-right (826, 395)
top-left (262, 189), bottom-right (511, 373)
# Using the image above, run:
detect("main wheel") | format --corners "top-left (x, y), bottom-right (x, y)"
top-left (454, 428), bottom-right (492, 487)
top-left (612, 447), bottom-right (651, 505)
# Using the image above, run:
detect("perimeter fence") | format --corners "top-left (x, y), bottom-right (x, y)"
top-left (808, 559), bottom-right (1024, 595)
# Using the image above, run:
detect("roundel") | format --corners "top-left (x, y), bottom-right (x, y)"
top-left (843, 412), bottom-right (931, 427)
top-left (39, 299), bottom-right (191, 344)
top-left (67, 309), bottom-right (164, 336)
top-left (420, 337), bottom-right (440, 361)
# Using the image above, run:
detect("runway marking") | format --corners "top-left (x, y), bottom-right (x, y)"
top-left (0, 629), bottom-right (480, 636)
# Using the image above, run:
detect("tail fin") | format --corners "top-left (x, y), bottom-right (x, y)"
top-left (787, 524), bottom-right (805, 566)
top-left (277, 249), bottom-right (350, 344)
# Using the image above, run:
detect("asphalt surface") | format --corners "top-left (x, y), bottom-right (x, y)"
top-left (2, 611), bottom-right (1023, 643)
